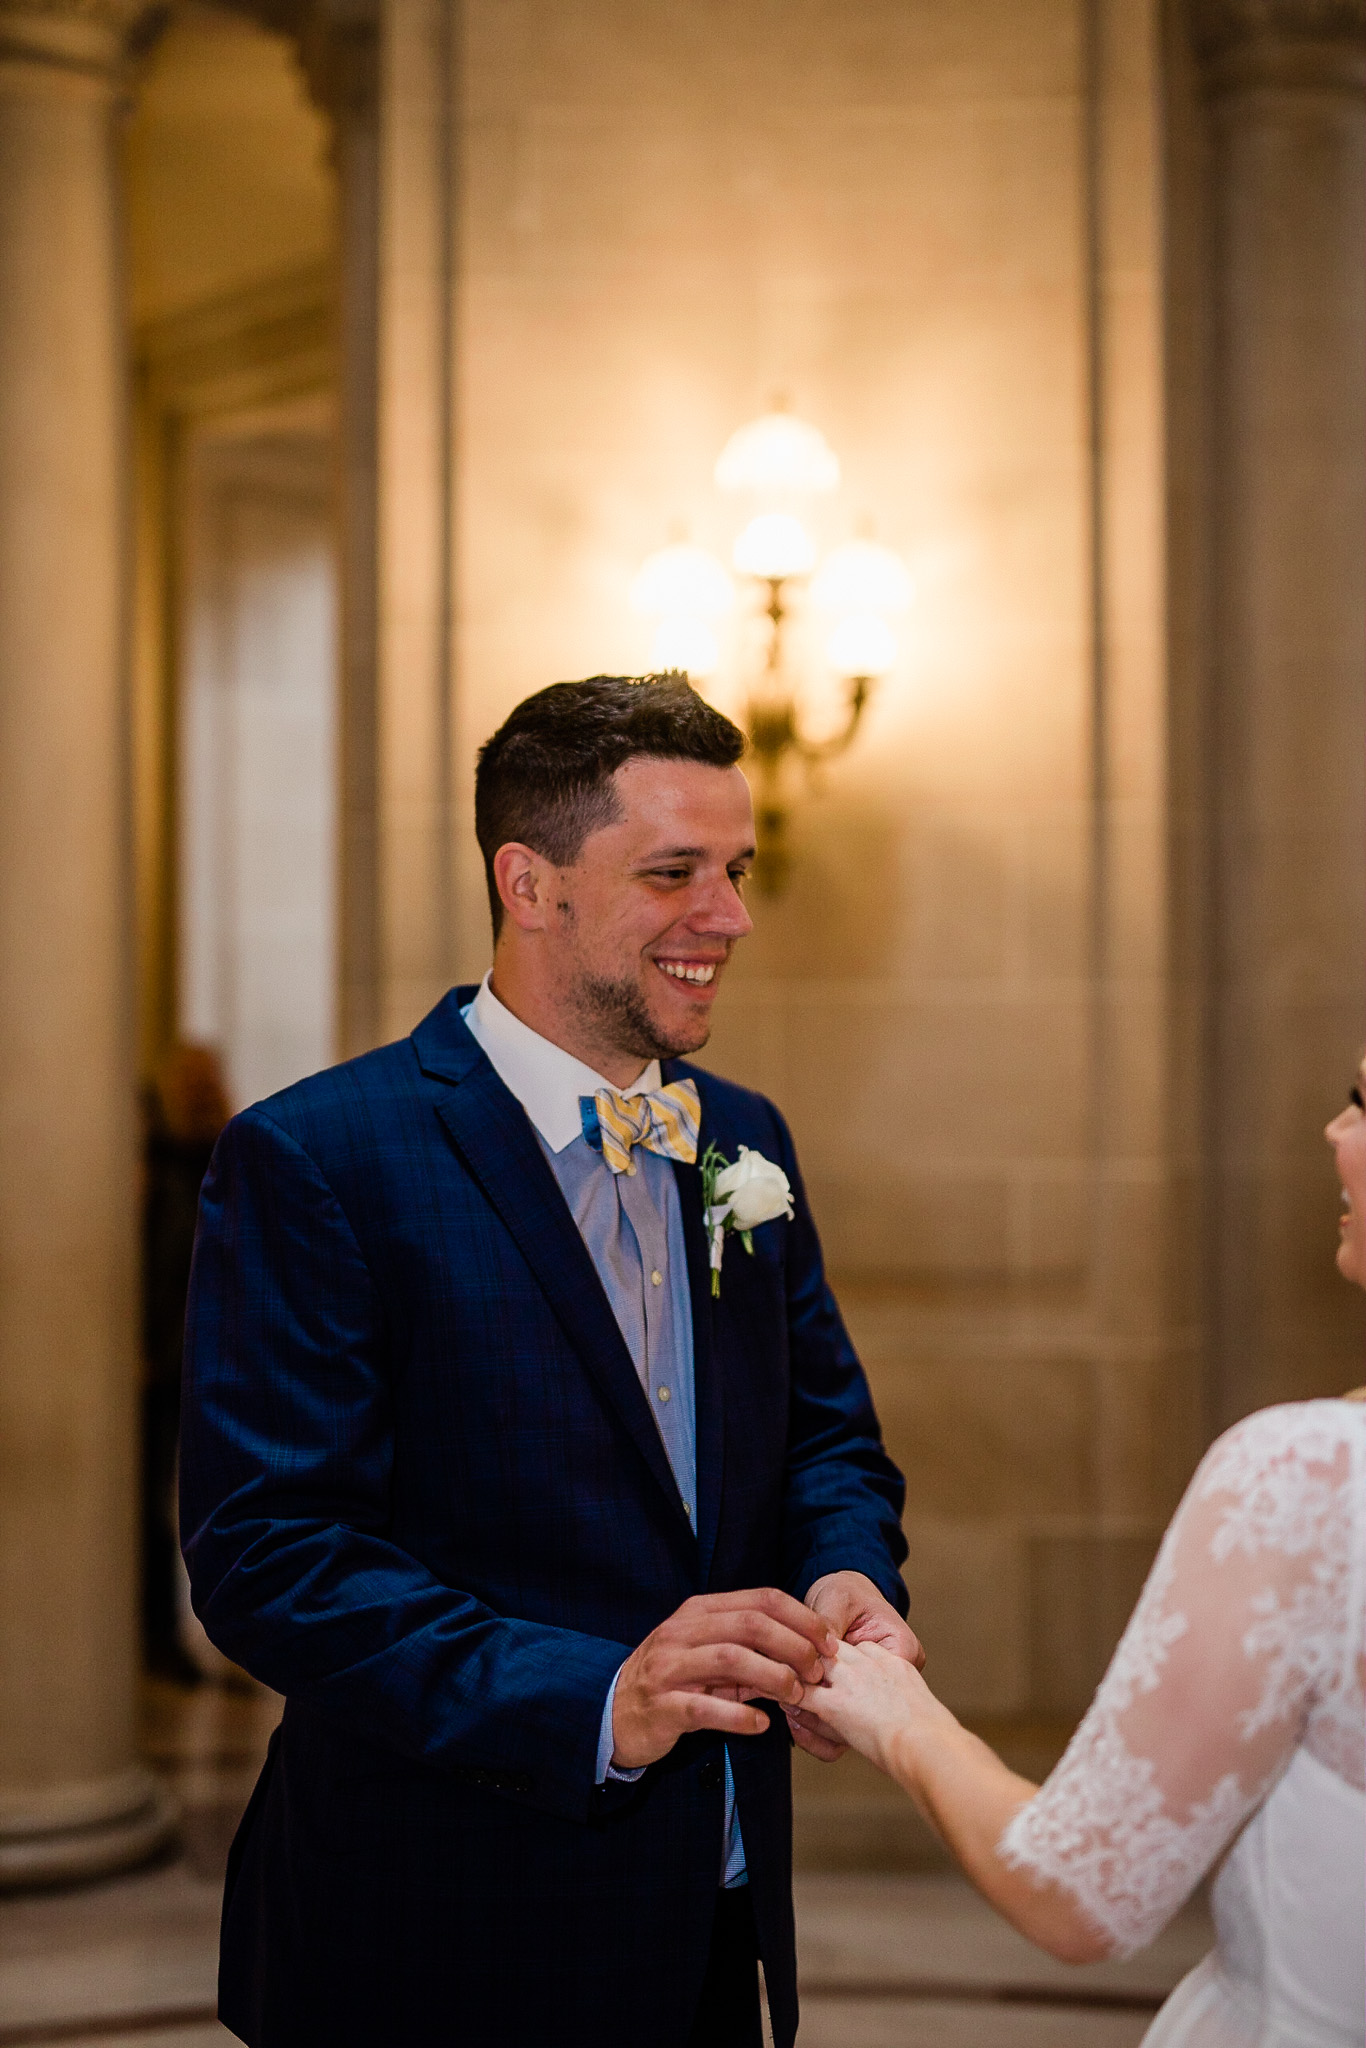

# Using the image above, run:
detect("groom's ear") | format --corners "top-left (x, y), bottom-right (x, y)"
top-left (492, 841), bottom-right (563, 935)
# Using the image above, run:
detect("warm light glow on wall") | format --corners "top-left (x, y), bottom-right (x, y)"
top-left (649, 615), bottom-right (722, 678)
top-left (825, 610), bottom-right (898, 679)
top-left (630, 541), bottom-right (735, 621)
top-left (810, 537), bottom-right (914, 617)
top-left (634, 405), bottom-right (913, 889)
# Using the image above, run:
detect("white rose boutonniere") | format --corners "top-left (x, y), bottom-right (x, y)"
top-left (699, 1142), bottom-right (795, 1296)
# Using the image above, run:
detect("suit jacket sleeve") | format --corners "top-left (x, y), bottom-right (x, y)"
top-left (179, 1107), bottom-right (633, 1826)
top-left (769, 1105), bottom-right (910, 1614)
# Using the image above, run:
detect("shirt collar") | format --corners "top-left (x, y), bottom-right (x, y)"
top-left (461, 973), bottom-right (662, 1153)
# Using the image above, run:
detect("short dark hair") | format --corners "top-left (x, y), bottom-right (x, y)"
top-left (474, 673), bottom-right (746, 937)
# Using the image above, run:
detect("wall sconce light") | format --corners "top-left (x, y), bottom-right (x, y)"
top-left (633, 406), bottom-right (912, 892)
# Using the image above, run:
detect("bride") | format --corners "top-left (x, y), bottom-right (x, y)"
top-left (801, 1069), bottom-right (1366, 2047)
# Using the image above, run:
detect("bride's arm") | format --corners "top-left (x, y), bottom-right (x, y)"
top-left (807, 1402), bottom-right (1358, 1963)
top-left (799, 1649), bottom-right (1107, 1961)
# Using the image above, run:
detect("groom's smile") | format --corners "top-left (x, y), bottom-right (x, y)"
top-left (577, 755), bottom-right (756, 1063)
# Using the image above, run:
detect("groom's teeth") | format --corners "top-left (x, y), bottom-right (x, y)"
top-left (660, 961), bottom-right (715, 985)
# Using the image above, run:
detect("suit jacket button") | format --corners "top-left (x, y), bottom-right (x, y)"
top-left (699, 1759), bottom-right (724, 1792)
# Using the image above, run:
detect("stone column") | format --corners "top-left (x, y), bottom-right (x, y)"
top-left (374, 0), bottom-right (457, 1040)
top-left (0, 2), bottom-right (176, 1883)
top-left (1191, 0), bottom-right (1366, 1422)
top-left (298, 0), bottom-right (456, 1054)
top-left (297, 0), bottom-right (384, 1059)
top-left (237, 0), bottom-right (457, 1051)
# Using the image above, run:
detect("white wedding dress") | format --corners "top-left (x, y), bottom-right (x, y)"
top-left (999, 1399), bottom-right (1366, 2047)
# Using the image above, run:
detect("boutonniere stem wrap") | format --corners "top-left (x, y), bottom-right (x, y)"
top-left (699, 1142), bottom-right (795, 1296)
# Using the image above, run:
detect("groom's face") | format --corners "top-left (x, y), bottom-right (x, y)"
top-left (551, 755), bottom-right (756, 1063)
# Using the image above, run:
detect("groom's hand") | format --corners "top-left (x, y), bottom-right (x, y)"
top-left (611, 1589), bottom-right (838, 1770)
top-left (786, 1571), bottom-right (924, 1763)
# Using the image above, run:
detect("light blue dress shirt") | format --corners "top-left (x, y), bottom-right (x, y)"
top-left (462, 976), bottom-right (747, 1887)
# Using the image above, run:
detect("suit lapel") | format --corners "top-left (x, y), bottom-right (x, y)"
top-left (416, 997), bottom-right (693, 1539)
top-left (667, 1065), bottom-right (725, 1586)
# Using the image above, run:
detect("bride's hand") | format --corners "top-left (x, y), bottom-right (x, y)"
top-left (794, 1639), bottom-right (960, 1779)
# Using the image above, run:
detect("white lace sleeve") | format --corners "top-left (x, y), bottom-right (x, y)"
top-left (998, 1400), bottom-right (1366, 1958)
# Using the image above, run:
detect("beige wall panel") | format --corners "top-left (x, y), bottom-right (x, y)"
top-left (456, 6), bottom-right (1090, 730)
top-left (1093, 1349), bottom-right (1204, 1523)
top-left (1028, 1529), bottom-right (1157, 1718)
top-left (871, 1356), bottom-right (1096, 1521)
top-left (784, 992), bottom-right (1088, 1168)
top-left (814, 1177), bottom-right (1015, 1281)
top-left (899, 1521), bottom-right (1029, 1717)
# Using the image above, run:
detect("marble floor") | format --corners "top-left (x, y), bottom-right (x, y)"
top-left (0, 1681), bottom-right (1212, 2047)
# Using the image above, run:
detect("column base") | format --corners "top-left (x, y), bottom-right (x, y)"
top-left (0, 1766), bottom-right (179, 1891)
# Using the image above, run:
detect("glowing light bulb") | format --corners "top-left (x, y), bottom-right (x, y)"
top-left (810, 538), bottom-right (913, 615)
top-left (826, 612), bottom-right (897, 679)
top-left (630, 544), bottom-right (734, 620)
top-left (714, 412), bottom-right (840, 496)
top-left (732, 513), bottom-right (817, 581)
top-left (650, 615), bottom-right (721, 679)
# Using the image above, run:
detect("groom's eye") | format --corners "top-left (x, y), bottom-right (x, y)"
top-left (1352, 1085), bottom-right (1364, 1112)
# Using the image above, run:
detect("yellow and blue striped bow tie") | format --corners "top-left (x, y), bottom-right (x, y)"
top-left (587, 1079), bottom-right (701, 1176)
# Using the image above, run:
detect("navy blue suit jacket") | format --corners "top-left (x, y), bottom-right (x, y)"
top-left (180, 989), bottom-right (908, 2048)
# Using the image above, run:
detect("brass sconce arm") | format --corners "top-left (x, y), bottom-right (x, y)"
top-left (746, 673), bottom-right (872, 771)
top-left (745, 672), bottom-right (876, 895)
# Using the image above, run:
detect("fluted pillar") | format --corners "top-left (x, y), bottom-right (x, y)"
top-left (229, 0), bottom-right (457, 1051)
top-left (1192, 0), bottom-right (1366, 1421)
top-left (0, 1), bottom-right (175, 1884)
top-left (295, 0), bottom-right (384, 1058)
top-left (308, 0), bottom-right (455, 1048)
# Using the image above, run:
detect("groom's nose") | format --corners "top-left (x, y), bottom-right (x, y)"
top-left (685, 870), bottom-right (754, 940)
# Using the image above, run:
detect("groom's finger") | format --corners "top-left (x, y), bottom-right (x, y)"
top-left (665, 1641), bottom-right (811, 1704)
top-left (672, 1693), bottom-right (771, 1739)
top-left (674, 1607), bottom-right (832, 1685)
top-left (693, 1588), bottom-right (838, 1658)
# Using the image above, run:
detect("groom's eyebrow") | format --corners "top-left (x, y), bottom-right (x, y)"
top-left (635, 842), bottom-right (757, 863)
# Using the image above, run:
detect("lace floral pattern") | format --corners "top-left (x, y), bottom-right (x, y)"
top-left (999, 1401), bottom-right (1366, 1957)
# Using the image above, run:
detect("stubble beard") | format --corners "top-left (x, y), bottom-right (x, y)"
top-left (570, 966), bottom-right (709, 1065)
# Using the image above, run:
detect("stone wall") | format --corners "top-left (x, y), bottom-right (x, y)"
top-left (446, 0), bottom-right (1189, 1859)
top-left (143, 0), bottom-right (1352, 1869)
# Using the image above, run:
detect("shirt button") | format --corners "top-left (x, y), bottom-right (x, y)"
top-left (657, 1385), bottom-right (670, 1403)
top-left (650, 1269), bottom-right (663, 1286)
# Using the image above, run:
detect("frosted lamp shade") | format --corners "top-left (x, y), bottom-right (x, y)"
top-left (714, 411), bottom-right (840, 496)
top-left (810, 538), bottom-right (913, 614)
top-left (826, 612), bottom-right (897, 678)
top-left (650, 615), bottom-right (721, 679)
top-left (630, 544), bottom-right (734, 620)
top-left (732, 513), bottom-right (817, 580)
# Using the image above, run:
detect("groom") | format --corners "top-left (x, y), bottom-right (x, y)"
top-left (180, 674), bottom-right (914, 2048)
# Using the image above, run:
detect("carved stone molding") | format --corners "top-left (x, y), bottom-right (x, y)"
top-left (1188, 0), bottom-right (1366, 92)
top-left (0, 0), bottom-right (164, 79)
top-left (225, 0), bottom-right (378, 123)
